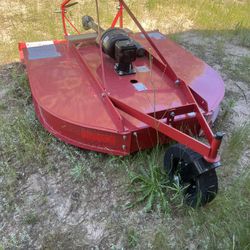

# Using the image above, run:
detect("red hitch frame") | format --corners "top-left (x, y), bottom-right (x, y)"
top-left (59, 0), bottom-right (223, 163)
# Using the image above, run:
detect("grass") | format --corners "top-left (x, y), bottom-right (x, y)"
top-left (23, 211), bottom-right (39, 225)
top-left (213, 40), bottom-right (226, 65)
top-left (234, 22), bottom-right (250, 47)
top-left (126, 228), bottom-right (140, 248)
top-left (186, 170), bottom-right (250, 250)
top-left (125, 147), bottom-right (187, 214)
top-left (152, 230), bottom-right (170, 250)
top-left (69, 150), bottom-right (96, 182)
top-left (126, 153), bottom-right (170, 213)
top-left (0, 64), bottom-right (96, 221)
top-left (223, 122), bottom-right (250, 165)
top-left (218, 98), bottom-right (236, 125)
top-left (149, 169), bottom-right (250, 250)
top-left (224, 56), bottom-right (250, 86)
top-left (1, 0), bottom-right (250, 63)
top-left (123, 131), bottom-right (249, 249)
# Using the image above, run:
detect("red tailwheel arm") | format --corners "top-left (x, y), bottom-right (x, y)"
top-left (110, 96), bottom-right (223, 163)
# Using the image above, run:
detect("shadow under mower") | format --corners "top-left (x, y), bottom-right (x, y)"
top-left (18, 0), bottom-right (225, 207)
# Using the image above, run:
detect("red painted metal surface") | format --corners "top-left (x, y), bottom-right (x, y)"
top-left (19, 0), bottom-right (225, 163)
top-left (111, 2), bottom-right (123, 28)
top-left (61, 0), bottom-right (80, 35)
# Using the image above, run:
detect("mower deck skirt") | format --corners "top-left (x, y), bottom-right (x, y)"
top-left (19, 31), bottom-right (224, 155)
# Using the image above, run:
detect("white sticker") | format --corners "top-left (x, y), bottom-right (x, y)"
top-left (136, 65), bottom-right (150, 73)
top-left (133, 83), bottom-right (147, 91)
top-left (26, 41), bottom-right (54, 48)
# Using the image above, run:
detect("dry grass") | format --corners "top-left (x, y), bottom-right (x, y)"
top-left (0, 0), bottom-right (250, 62)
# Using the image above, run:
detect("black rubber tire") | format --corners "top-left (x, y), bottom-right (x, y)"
top-left (164, 144), bottom-right (218, 207)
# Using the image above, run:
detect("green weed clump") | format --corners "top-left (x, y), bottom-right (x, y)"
top-left (127, 155), bottom-right (170, 213)
top-left (125, 146), bottom-right (185, 214)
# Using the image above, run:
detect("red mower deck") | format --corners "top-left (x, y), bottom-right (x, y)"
top-left (19, 0), bottom-right (225, 206)
top-left (19, 32), bottom-right (224, 157)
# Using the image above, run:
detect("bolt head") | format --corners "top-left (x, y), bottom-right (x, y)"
top-left (215, 132), bottom-right (225, 140)
top-left (175, 79), bottom-right (181, 85)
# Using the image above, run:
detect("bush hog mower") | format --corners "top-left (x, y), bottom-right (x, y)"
top-left (18, 0), bottom-right (225, 207)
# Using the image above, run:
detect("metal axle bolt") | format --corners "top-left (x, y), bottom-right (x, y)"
top-left (170, 111), bottom-right (175, 117)
top-left (175, 79), bottom-right (181, 85)
top-left (215, 132), bottom-right (225, 140)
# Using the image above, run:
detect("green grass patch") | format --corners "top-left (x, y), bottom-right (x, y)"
top-left (187, 170), bottom-right (250, 250)
top-left (152, 230), bottom-right (171, 250)
top-left (233, 22), bottom-right (250, 48)
top-left (125, 146), bottom-right (186, 214)
top-left (222, 98), bottom-right (235, 119)
top-left (1, 0), bottom-right (250, 63)
top-left (223, 122), bottom-right (250, 165)
top-left (224, 56), bottom-right (250, 86)
top-left (126, 227), bottom-right (140, 248)
top-left (0, 110), bottom-right (51, 166)
top-left (125, 147), bottom-right (169, 213)
top-left (68, 150), bottom-right (96, 182)
top-left (23, 211), bottom-right (39, 225)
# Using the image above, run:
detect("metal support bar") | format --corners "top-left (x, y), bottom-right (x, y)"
top-left (70, 44), bottom-right (125, 133)
top-left (111, 2), bottom-right (124, 28)
top-left (119, 0), bottom-right (177, 81)
top-left (148, 104), bottom-right (196, 120)
top-left (109, 96), bottom-right (216, 160)
top-left (143, 48), bottom-right (215, 144)
top-left (59, 0), bottom-right (222, 162)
